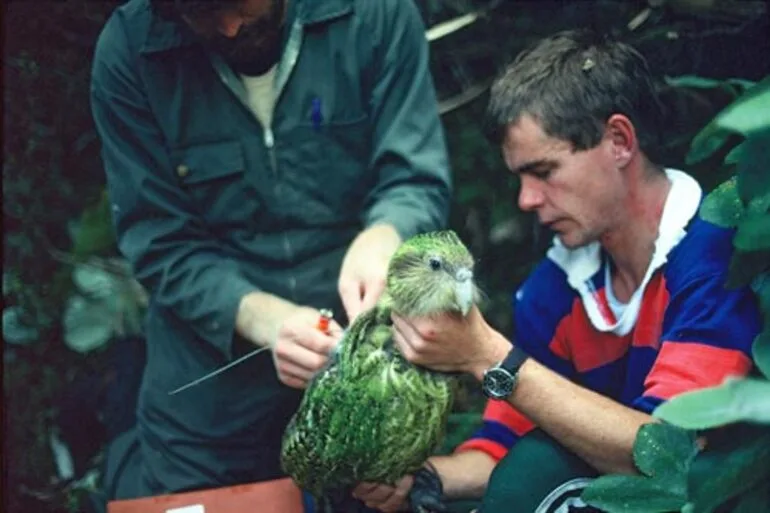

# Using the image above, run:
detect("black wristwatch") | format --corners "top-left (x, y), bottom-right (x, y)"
top-left (482, 346), bottom-right (529, 400)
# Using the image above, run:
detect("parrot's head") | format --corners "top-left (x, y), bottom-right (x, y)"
top-left (385, 230), bottom-right (478, 318)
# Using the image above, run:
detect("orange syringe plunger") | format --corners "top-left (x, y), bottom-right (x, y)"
top-left (316, 309), bottom-right (333, 333)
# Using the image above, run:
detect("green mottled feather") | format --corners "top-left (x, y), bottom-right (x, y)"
top-left (280, 230), bottom-right (479, 497)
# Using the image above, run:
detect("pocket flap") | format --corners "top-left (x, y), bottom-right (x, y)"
top-left (173, 140), bottom-right (245, 184)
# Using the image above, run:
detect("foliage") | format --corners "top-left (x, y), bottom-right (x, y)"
top-left (582, 424), bottom-right (698, 512)
top-left (583, 77), bottom-right (770, 513)
top-left (3, 1), bottom-right (768, 512)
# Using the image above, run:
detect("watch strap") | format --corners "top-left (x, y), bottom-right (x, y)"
top-left (500, 345), bottom-right (529, 375)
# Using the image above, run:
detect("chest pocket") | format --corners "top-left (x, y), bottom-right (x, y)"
top-left (172, 140), bottom-right (262, 227)
top-left (280, 114), bottom-right (372, 224)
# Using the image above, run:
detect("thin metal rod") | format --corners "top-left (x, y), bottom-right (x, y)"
top-left (168, 346), bottom-right (271, 395)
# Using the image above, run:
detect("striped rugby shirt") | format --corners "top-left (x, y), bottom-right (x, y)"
top-left (458, 169), bottom-right (761, 461)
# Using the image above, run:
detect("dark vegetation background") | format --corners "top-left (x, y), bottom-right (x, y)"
top-left (3, 1), bottom-right (769, 511)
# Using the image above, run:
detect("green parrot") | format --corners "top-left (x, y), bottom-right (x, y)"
top-left (280, 230), bottom-right (479, 510)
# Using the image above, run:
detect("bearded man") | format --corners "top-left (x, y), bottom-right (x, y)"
top-left (90, 0), bottom-right (451, 503)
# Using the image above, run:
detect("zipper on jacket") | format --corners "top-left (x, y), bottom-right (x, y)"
top-left (264, 128), bottom-right (278, 176)
top-left (270, 19), bottom-right (305, 281)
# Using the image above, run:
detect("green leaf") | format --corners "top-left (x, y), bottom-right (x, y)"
top-left (633, 423), bottom-right (698, 480)
top-left (753, 272), bottom-right (770, 317)
top-left (723, 141), bottom-right (745, 165)
top-left (71, 191), bottom-right (117, 257)
top-left (734, 211), bottom-right (770, 252)
top-left (688, 432), bottom-right (770, 513)
top-left (72, 264), bottom-right (120, 300)
top-left (664, 75), bottom-right (754, 92)
top-left (699, 177), bottom-right (744, 228)
top-left (654, 378), bottom-right (770, 428)
top-left (726, 250), bottom-right (770, 288)
top-left (62, 295), bottom-right (114, 353)
top-left (2, 306), bottom-right (40, 345)
top-left (582, 474), bottom-right (686, 513)
top-left (736, 130), bottom-right (770, 204)
top-left (754, 331), bottom-right (770, 379)
top-left (731, 480), bottom-right (770, 513)
top-left (688, 76), bottom-right (770, 164)
top-left (582, 424), bottom-right (696, 513)
top-left (713, 76), bottom-right (770, 135)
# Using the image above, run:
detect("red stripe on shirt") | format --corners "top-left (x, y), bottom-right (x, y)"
top-left (594, 287), bottom-right (617, 325)
top-left (483, 400), bottom-right (535, 436)
top-left (549, 298), bottom-right (632, 373)
top-left (455, 438), bottom-right (509, 462)
top-left (632, 273), bottom-right (668, 350)
top-left (644, 341), bottom-right (753, 400)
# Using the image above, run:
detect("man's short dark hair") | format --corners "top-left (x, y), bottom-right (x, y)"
top-left (488, 29), bottom-right (665, 157)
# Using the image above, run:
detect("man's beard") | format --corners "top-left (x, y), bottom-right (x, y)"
top-left (205, 0), bottom-right (285, 76)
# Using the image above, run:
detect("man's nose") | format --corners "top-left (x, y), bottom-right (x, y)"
top-left (517, 176), bottom-right (544, 211)
top-left (217, 14), bottom-right (244, 38)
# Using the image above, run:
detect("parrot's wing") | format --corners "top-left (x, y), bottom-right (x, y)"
top-left (335, 305), bottom-right (390, 371)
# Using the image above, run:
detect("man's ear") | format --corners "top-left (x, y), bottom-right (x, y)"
top-left (605, 114), bottom-right (636, 168)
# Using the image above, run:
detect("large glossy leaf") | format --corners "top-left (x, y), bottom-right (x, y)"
top-left (752, 274), bottom-right (770, 377)
top-left (736, 129), bottom-right (770, 204)
top-left (726, 250), bottom-right (770, 289)
top-left (2, 306), bottom-right (39, 345)
top-left (734, 211), bottom-right (770, 252)
top-left (654, 378), bottom-right (770, 428)
top-left (753, 331), bottom-right (770, 379)
top-left (687, 432), bottom-right (770, 513)
top-left (72, 263), bottom-right (120, 300)
top-left (731, 480), bottom-right (770, 513)
top-left (581, 474), bottom-right (687, 513)
top-left (62, 295), bottom-right (114, 353)
top-left (582, 423), bottom-right (695, 513)
top-left (723, 142), bottom-right (745, 165)
top-left (687, 76), bottom-right (770, 164)
top-left (753, 272), bottom-right (770, 319)
top-left (71, 191), bottom-right (117, 257)
top-left (710, 75), bottom-right (770, 134)
top-left (699, 177), bottom-right (744, 228)
top-left (664, 75), bottom-right (754, 92)
top-left (633, 423), bottom-right (698, 480)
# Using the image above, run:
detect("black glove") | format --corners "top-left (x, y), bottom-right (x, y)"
top-left (408, 462), bottom-right (449, 513)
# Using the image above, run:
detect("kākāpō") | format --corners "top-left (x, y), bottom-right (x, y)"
top-left (281, 230), bottom-right (479, 512)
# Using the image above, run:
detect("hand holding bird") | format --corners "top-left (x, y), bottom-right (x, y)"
top-left (280, 230), bottom-right (479, 510)
top-left (392, 305), bottom-right (506, 379)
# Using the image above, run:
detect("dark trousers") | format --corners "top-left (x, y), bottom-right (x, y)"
top-left (479, 429), bottom-right (600, 513)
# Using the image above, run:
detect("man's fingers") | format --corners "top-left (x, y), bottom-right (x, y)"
top-left (352, 482), bottom-right (379, 497)
top-left (274, 342), bottom-right (329, 373)
top-left (358, 484), bottom-right (395, 508)
top-left (379, 475), bottom-right (413, 512)
top-left (290, 326), bottom-right (338, 355)
top-left (359, 276), bottom-right (386, 314)
top-left (275, 364), bottom-right (311, 389)
top-left (276, 358), bottom-right (317, 379)
top-left (391, 314), bottom-right (420, 339)
top-left (339, 280), bottom-right (363, 323)
top-left (391, 328), bottom-right (412, 358)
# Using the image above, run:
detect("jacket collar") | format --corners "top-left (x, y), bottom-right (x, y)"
top-left (298, 0), bottom-right (353, 25)
top-left (140, 0), bottom-right (353, 55)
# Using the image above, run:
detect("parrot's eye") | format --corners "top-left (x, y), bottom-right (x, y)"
top-left (428, 256), bottom-right (442, 271)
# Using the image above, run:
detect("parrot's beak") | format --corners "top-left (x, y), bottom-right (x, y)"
top-left (455, 268), bottom-right (474, 316)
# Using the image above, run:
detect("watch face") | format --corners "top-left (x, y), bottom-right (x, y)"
top-left (483, 368), bottom-right (515, 400)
